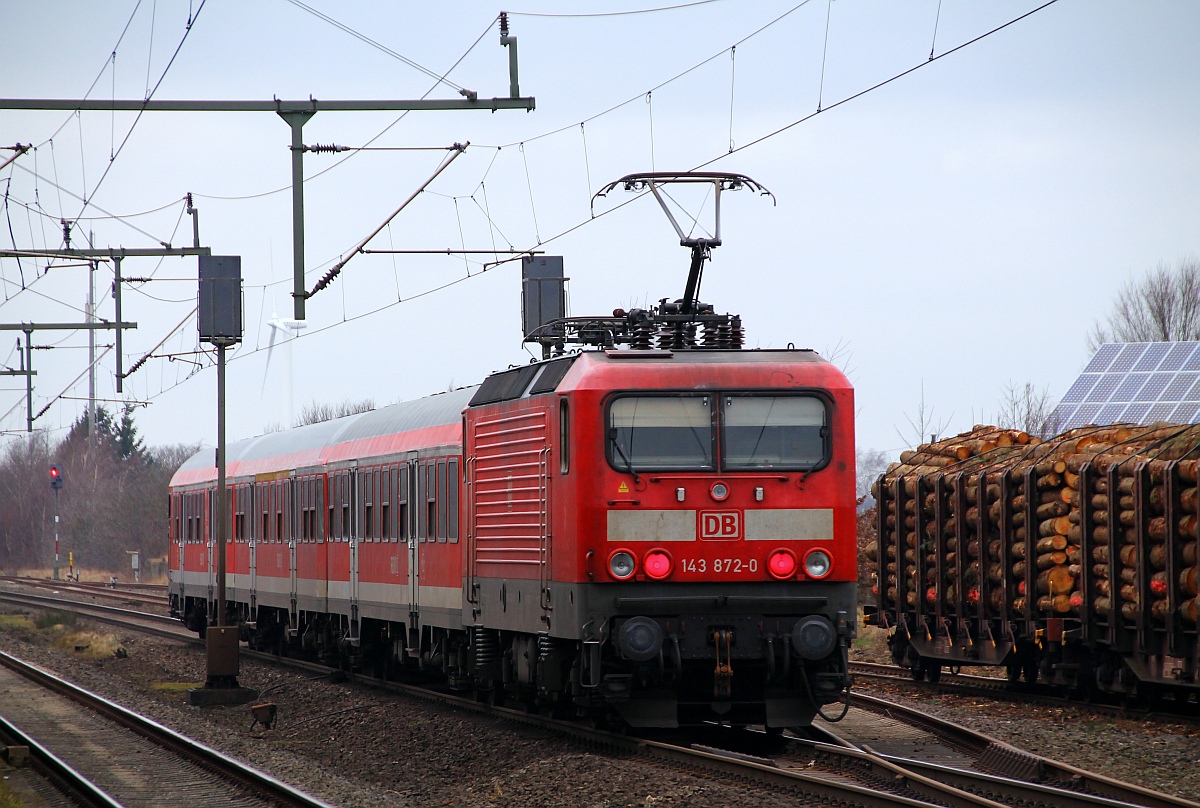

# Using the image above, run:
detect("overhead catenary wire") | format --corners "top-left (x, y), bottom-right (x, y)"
top-left (307, 143), bottom-right (469, 299)
top-left (508, 1), bottom-right (726, 18)
top-left (281, 0), bottom-right (468, 93)
top-left (3, 1), bottom-right (1064, 437)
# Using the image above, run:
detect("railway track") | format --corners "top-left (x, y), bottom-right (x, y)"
top-left (0, 649), bottom-right (333, 807)
top-left (2, 588), bottom-right (1196, 807)
top-left (0, 574), bottom-right (169, 609)
top-left (849, 659), bottom-right (1200, 724)
top-left (808, 692), bottom-right (1197, 808)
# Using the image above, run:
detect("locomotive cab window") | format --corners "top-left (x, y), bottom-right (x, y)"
top-left (608, 395), bottom-right (713, 471)
top-left (721, 395), bottom-right (828, 470)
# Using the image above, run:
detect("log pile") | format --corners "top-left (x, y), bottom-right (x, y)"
top-left (870, 422), bottom-right (1200, 630)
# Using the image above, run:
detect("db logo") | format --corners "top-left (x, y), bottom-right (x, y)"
top-left (699, 511), bottom-right (741, 541)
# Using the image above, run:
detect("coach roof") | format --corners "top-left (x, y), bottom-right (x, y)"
top-left (171, 386), bottom-right (477, 487)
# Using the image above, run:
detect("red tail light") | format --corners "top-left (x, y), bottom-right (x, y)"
top-left (643, 549), bottom-right (673, 580)
top-left (767, 549), bottom-right (797, 580)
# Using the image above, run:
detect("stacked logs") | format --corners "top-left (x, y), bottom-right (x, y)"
top-left (871, 422), bottom-right (1200, 628)
top-left (1076, 427), bottom-right (1200, 625)
top-left (870, 426), bottom-right (1033, 614)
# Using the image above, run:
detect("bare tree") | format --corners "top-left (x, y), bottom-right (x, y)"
top-left (895, 382), bottom-right (951, 450)
top-left (855, 447), bottom-right (889, 500)
top-left (293, 398), bottom-right (375, 428)
top-left (1088, 256), bottom-right (1200, 351)
top-left (997, 380), bottom-right (1061, 439)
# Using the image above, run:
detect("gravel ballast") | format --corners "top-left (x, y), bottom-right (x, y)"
top-left (2, 613), bottom-right (1199, 805)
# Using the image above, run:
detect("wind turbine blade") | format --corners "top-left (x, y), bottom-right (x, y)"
top-left (261, 322), bottom-right (279, 395)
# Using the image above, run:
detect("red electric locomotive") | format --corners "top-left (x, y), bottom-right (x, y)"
top-left (169, 173), bottom-right (858, 728)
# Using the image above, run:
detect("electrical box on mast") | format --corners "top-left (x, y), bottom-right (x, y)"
top-left (522, 255), bottom-right (566, 358)
top-left (198, 256), bottom-right (244, 344)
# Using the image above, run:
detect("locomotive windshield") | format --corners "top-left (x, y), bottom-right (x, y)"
top-left (607, 392), bottom-right (827, 472)
top-left (609, 395), bottom-right (714, 470)
top-left (722, 395), bottom-right (826, 470)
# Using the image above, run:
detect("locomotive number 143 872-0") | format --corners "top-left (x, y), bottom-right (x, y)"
top-left (681, 557), bottom-right (759, 574)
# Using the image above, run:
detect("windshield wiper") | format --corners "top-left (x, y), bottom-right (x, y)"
top-left (609, 428), bottom-right (642, 486)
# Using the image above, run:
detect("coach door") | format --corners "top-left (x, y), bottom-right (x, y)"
top-left (247, 483), bottom-right (257, 618)
top-left (174, 493), bottom-right (185, 602)
top-left (206, 488), bottom-right (216, 613)
top-left (348, 466), bottom-right (360, 641)
top-left (288, 475), bottom-right (299, 632)
top-left (406, 453), bottom-right (421, 635)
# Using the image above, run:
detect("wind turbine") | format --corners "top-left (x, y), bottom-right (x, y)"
top-left (262, 309), bottom-right (306, 429)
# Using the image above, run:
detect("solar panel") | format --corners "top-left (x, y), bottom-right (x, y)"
top-left (1065, 404), bottom-right (1101, 429)
top-left (1160, 343), bottom-right (1197, 371)
top-left (1049, 403), bottom-right (1076, 430)
top-left (1060, 374), bottom-right (1099, 403)
top-left (1133, 343), bottom-right (1172, 371)
top-left (1085, 374), bottom-right (1123, 402)
top-left (1053, 342), bottom-right (1200, 428)
top-left (1110, 343), bottom-right (1149, 372)
top-left (1111, 373), bottom-right (1149, 401)
top-left (1083, 344), bottom-right (1122, 373)
top-left (1135, 373), bottom-right (1174, 401)
top-left (1121, 402), bottom-right (1152, 422)
top-left (1146, 403), bottom-right (1177, 423)
top-left (1171, 403), bottom-right (1200, 422)
top-left (1162, 372), bottom-right (1198, 400)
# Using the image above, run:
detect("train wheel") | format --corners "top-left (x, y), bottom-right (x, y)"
top-left (910, 661), bottom-right (926, 681)
top-left (923, 661), bottom-right (942, 683)
top-left (1005, 662), bottom-right (1022, 684)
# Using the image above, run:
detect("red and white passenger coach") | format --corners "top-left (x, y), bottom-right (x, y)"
top-left (170, 172), bottom-right (858, 729)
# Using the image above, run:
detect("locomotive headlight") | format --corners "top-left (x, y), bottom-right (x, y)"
top-left (618, 616), bottom-right (664, 662)
top-left (792, 615), bottom-right (836, 660)
top-left (803, 549), bottom-right (832, 579)
top-left (609, 550), bottom-right (637, 580)
top-left (643, 549), bottom-right (673, 580)
top-left (710, 482), bottom-right (729, 501)
top-left (767, 549), bottom-right (798, 580)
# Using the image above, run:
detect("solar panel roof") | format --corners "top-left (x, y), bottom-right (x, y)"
top-left (1052, 342), bottom-right (1200, 430)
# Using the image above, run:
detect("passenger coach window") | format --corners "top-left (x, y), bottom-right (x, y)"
top-left (608, 395), bottom-right (713, 471)
top-left (722, 395), bottom-right (827, 470)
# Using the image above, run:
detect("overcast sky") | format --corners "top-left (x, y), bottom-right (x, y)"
top-left (1, 0), bottom-right (1197, 462)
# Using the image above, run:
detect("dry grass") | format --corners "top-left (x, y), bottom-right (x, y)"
top-left (0, 777), bottom-right (23, 808)
top-left (0, 613), bottom-right (35, 631)
top-left (50, 629), bottom-right (126, 660)
top-left (0, 609), bottom-right (125, 660)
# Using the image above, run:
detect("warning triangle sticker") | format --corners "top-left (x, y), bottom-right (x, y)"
top-left (617, 481), bottom-right (629, 493)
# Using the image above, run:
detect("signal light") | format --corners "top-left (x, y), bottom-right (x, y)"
top-left (767, 549), bottom-right (797, 580)
top-left (642, 549), bottom-right (672, 580)
top-left (49, 464), bottom-right (63, 490)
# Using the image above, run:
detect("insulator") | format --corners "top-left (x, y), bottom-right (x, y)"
top-left (730, 316), bottom-right (744, 349)
top-left (631, 322), bottom-right (654, 350)
top-left (305, 143), bottom-right (347, 153)
top-left (474, 626), bottom-right (499, 666)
